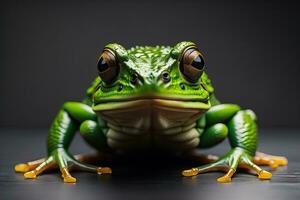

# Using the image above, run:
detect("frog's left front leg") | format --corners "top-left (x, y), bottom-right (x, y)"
top-left (15, 102), bottom-right (111, 182)
top-left (182, 104), bottom-right (287, 183)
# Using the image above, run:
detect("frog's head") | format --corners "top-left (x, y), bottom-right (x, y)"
top-left (90, 41), bottom-right (214, 130)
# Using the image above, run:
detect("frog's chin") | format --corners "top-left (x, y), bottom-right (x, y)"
top-left (92, 98), bottom-right (211, 112)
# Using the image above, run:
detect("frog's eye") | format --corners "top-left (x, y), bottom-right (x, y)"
top-left (97, 49), bottom-right (120, 85)
top-left (180, 48), bottom-right (205, 83)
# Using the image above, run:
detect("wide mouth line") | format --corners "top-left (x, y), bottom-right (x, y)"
top-left (92, 96), bottom-right (211, 112)
top-left (94, 95), bottom-right (209, 104)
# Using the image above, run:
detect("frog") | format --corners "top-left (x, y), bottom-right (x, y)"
top-left (14, 41), bottom-right (287, 183)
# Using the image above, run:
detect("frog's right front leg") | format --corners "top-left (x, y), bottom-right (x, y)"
top-left (14, 102), bottom-right (111, 183)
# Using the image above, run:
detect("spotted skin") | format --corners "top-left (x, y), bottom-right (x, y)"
top-left (15, 41), bottom-right (287, 183)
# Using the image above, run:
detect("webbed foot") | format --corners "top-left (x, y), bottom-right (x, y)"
top-left (182, 147), bottom-right (275, 183)
top-left (15, 151), bottom-right (111, 183)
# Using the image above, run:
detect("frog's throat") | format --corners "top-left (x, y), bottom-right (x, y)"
top-left (92, 98), bottom-right (211, 112)
top-left (92, 98), bottom-right (210, 144)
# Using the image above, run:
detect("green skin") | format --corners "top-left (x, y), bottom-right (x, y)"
top-left (17, 41), bottom-right (284, 183)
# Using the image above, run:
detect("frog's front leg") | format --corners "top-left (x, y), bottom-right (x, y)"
top-left (182, 104), bottom-right (288, 183)
top-left (14, 102), bottom-right (111, 183)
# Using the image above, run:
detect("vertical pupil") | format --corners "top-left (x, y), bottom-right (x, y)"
top-left (97, 57), bottom-right (109, 72)
top-left (191, 55), bottom-right (204, 70)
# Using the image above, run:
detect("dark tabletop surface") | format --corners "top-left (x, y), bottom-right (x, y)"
top-left (0, 128), bottom-right (299, 200)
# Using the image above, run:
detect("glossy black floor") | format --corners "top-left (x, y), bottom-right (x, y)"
top-left (0, 129), bottom-right (299, 200)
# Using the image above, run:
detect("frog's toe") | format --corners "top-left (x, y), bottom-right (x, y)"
top-left (24, 170), bottom-right (37, 179)
top-left (217, 176), bottom-right (231, 183)
top-left (182, 168), bottom-right (199, 177)
top-left (63, 176), bottom-right (77, 183)
top-left (97, 167), bottom-right (112, 175)
top-left (15, 163), bottom-right (30, 173)
top-left (71, 159), bottom-right (112, 176)
top-left (61, 167), bottom-right (77, 183)
top-left (182, 160), bottom-right (228, 178)
top-left (242, 156), bottom-right (272, 180)
top-left (217, 168), bottom-right (235, 183)
top-left (254, 152), bottom-right (288, 169)
top-left (60, 161), bottom-right (111, 183)
top-left (15, 158), bottom-right (47, 173)
top-left (22, 156), bottom-right (54, 180)
top-left (182, 162), bottom-right (238, 183)
top-left (258, 170), bottom-right (272, 180)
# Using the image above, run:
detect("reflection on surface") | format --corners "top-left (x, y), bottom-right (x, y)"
top-left (0, 129), bottom-right (299, 200)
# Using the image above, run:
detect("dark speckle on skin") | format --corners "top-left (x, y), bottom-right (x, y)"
top-left (180, 83), bottom-right (185, 90)
top-left (117, 84), bottom-right (123, 92)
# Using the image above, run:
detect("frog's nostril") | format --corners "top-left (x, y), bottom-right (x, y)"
top-left (161, 71), bottom-right (170, 83)
top-left (179, 83), bottom-right (185, 90)
top-left (117, 84), bottom-right (123, 92)
top-left (131, 73), bottom-right (138, 84)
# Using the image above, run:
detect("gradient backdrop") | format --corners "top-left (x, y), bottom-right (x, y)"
top-left (1, 0), bottom-right (299, 128)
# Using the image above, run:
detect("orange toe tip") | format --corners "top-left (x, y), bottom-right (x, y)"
top-left (24, 171), bottom-right (37, 179)
top-left (97, 167), bottom-right (112, 175)
top-left (63, 176), bottom-right (77, 183)
top-left (15, 163), bottom-right (30, 172)
top-left (282, 159), bottom-right (288, 165)
top-left (217, 176), bottom-right (231, 183)
top-left (276, 158), bottom-right (288, 165)
top-left (259, 170), bottom-right (272, 180)
top-left (182, 168), bottom-right (199, 177)
top-left (270, 163), bottom-right (279, 170)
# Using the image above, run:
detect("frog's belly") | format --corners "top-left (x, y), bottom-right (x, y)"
top-left (97, 99), bottom-right (206, 152)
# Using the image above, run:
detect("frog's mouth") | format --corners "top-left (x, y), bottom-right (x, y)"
top-left (92, 96), bottom-right (211, 112)
top-left (92, 96), bottom-right (210, 132)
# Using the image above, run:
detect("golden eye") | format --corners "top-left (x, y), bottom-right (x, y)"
top-left (180, 48), bottom-right (205, 83)
top-left (97, 49), bottom-right (119, 85)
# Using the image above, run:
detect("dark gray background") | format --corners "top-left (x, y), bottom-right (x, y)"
top-left (1, 0), bottom-right (300, 128)
top-left (0, 2), bottom-right (299, 199)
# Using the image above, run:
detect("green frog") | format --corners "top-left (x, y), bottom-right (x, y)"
top-left (15, 41), bottom-right (287, 183)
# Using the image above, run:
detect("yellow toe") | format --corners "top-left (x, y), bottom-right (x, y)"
top-left (97, 167), bottom-right (112, 175)
top-left (270, 162), bottom-right (279, 170)
top-left (24, 171), bottom-right (37, 179)
top-left (217, 176), bottom-right (231, 183)
top-left (182, 168), bottom-right (199, 177)
top-left (258, 170), bottom-right (272, 180)
top-left (15, 163), bottom-right (30, 173)
top-left (64, 176), bottom-right (77, 183)
top-left (275, 158), bottom-right (288, 165)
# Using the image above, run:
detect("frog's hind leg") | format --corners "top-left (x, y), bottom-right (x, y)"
top-left (253, 152), bottom-right (288, 169)
top-left (183, 149), bottom-right (219, 164)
